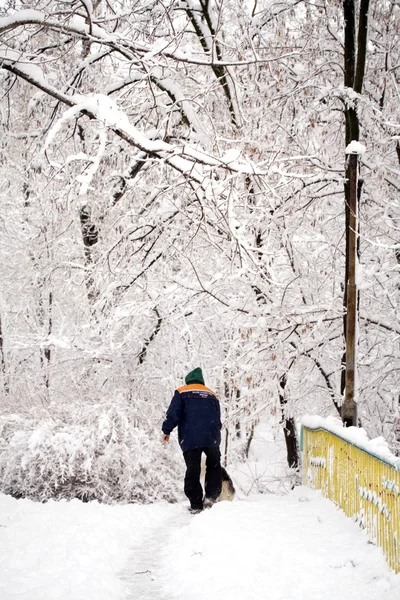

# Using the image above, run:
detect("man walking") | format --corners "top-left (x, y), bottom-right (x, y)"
top-left (162, 367), bottom-right (222, 513)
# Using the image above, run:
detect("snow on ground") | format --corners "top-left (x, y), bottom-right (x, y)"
top-left (1, 486), bottom-right (399, 600)
top-left (0, 422), bottom-right (399, 599)
top-left (229, 421), bottom-right (294, 496)
top-left (162, 488), bottom-right (399, 600)
top-left (0, 493), bottom-right (170, 600)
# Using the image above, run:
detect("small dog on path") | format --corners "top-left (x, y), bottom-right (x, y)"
top-left (219, 466), bottom-right (236, 502)
top-left (200, 458), bottom-right (235, 504)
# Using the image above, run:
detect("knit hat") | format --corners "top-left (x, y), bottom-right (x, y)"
top-left (185, 367), bottom-right (205, 385)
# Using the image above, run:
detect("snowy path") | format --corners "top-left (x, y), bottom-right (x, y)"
top-left (120, 505), bottom-right (191, 600)
top-left (158, 488), bottom-right (398, 600)
top-left (1, 487), bottom-right (400, 600)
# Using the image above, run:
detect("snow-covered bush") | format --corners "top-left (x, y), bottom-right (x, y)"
top-left (0, 406), bottom-right (184, 504)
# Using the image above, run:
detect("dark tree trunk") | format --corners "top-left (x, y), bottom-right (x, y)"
top-left (79, 204), bottom-right (99, 260)
top-left (245, 422), bottom-right (255, 459)
top-left (279, 375), bottom-right (300, 469)
top-left (235, 388), bottom-right (241, 439)
top-left (224, 427), bottom-right (229, 468)
top-left (0, 315), bottom-right (9, 394)
top-left (79, 204), bottom-right (99, 304)
top-left (184, 0), bottom-right (238, 126)
top-left (137, 307), bottom-right (162, 365)
top-left (40, 290), bottom-right (53, 391)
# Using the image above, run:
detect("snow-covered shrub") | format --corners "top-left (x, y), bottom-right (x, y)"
top-left (0, 406), bottom-right (184, 504)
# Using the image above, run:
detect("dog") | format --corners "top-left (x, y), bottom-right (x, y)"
top-left (220, 466), bottom-right (236, 501)
top-left (200, 456), bottom-right (235, 503)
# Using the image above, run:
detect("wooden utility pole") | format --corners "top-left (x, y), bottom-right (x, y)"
top-left (341, 0), bottom-right (370, 427)
top-left (342, 150), bottom-right (359, 427)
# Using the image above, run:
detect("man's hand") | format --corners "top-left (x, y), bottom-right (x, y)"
top-left (162, 434), bottom-right (170, 443)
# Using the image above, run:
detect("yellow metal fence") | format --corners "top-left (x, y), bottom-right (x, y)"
top-left (301, 425), bottom-right (400, 573)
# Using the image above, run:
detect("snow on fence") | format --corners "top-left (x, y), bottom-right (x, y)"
top-left (301, 416), bottom-right (400, 573)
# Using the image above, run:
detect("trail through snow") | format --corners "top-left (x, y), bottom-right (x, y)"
top-left (1, 486), bottom-right (400, 599)
top-left (121, 505), bottom-right (191, 600)
top-left (128, 487), bottom-right (399, 600)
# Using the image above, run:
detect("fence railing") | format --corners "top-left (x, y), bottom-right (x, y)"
top-left (301, 420), bottom-right (400, 573)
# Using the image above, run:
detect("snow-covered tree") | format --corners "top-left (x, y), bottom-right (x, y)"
top-left (0, 0), bottom-right (399, 501)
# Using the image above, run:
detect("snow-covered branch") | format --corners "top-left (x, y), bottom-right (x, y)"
top-left (2, 58), bottom-right (266, 182)
top-left (0, 9), bottom-right (299, 67)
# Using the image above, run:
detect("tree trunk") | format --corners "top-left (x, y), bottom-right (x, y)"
top-left (79, 204), bottom-right (99, 304)
top-left (279, 375), bottom-right (299, 469)
top-left (245, 422), bottom-right (255, 459)
top-left (0, 314), bottom-right (9, 394)
top-left (40, 290), bottom-right (53, 392)
top-left (137, 307), bottom-right (162, 365)
top-left (224, 427), bottom-right (229, 468)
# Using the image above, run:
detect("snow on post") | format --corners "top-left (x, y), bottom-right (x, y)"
top-left (345, 141), bottom-right (366, 155)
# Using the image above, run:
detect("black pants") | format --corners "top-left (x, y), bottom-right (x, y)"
top-left (183, 447), bottom-right (222, 510)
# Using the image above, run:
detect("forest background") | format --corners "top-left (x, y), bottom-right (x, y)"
top-left (0, 0), bottom-right (399, 504)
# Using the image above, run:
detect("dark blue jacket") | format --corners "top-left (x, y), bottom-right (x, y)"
top-left (162, 383), bottom-right (221, 452)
